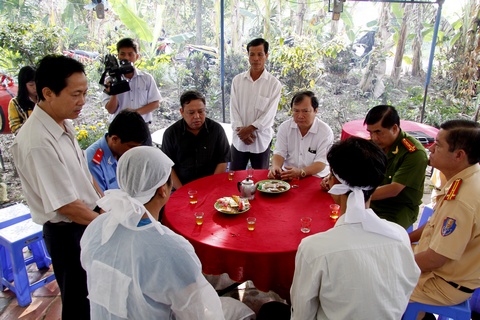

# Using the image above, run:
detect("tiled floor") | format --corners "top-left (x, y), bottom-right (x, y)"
top-left (0, 265), bottom-right (283, 320)
top-left (0, 265), bottom-right (61, 320)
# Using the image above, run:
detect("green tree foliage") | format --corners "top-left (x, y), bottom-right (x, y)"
top-left (269, 37), bottom-right (324, 106)
top-left (0, 22), bottom-right (61, 72)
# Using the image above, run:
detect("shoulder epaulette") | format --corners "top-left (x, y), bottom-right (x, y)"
top-left (444, 178), bottom-right (462, 201)
top-left (92, 148), bottom-right (104, 165)
top-left (401, 138), bottom-right (417, 152)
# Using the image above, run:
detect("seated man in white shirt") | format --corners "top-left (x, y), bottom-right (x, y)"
top-left (290, 137), bottom-right (420, 319)
top-left (268, 91), bottom-right (333, 180)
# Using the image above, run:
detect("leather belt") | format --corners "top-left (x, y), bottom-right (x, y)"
top-left (446, 281), bottom-right (475, 294)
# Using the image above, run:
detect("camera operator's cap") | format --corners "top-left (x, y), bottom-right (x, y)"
top-left (117, 146), bottom-right (174, 204)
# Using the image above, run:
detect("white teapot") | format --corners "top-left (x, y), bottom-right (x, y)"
top-left (237, 177), bottom-right (257, 200)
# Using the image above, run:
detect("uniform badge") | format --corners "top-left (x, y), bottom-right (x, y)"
top-left (441, 217), bottom-right (457, 236)
top-left (92, 148), bottom-right (104, 165)
top-left (444, 178), bottom-right (462, 201)
top-left (401, 138), bottom-right (417, 152)
top-left (392, 146), bottom-right (399, 155)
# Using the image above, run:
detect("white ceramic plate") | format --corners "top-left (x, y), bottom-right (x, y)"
top-left (256, 180), bottom-right (291, 194)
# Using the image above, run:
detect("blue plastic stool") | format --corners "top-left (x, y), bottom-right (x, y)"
top-left (0, 218), bottom-right (55, 307)
top-left (0, 203), bottom-right (31, 229)
top-left (470, 288), bottom-right (480, 314)
top-left (0, 203), bottom-right (32, 281)
top-left (402, 300), bottom-right (471, 320)
top-left (407, 204), bottom-right (434, 233)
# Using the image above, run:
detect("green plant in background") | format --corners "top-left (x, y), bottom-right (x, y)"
top-left (321, 37), bottom-right (353, 75)
top-left (75, 123), bottom-right (106, 150)
top-left (137, 54), bottom-right (173, 88)
top-left (183, 52), bottom-right (213, 93)
top-left (0, 22), bottom-right (61, 72)
top-left (269, 37), bottom-right (324, 110)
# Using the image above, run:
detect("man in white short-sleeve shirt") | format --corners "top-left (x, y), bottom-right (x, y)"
top-left (11, 55), bottom-right (101, 319)
top-left (103, 38), bottom-right (160, 145)
top-left (229, 37), bottom-right (282, 170)
top-left (268, 91), bottom-right (333, 180)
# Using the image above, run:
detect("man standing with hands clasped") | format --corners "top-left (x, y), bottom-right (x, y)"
top-left (229, 37), bottom-right (282, 170)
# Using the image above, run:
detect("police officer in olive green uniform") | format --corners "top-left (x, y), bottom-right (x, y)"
top-left (364, 105), bottom-right (428, 229)
top-left (409, 120), bottom-right (480, 306)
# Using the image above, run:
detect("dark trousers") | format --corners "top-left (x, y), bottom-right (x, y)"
top-left (229, 142), bottom-right (272, 170)
top-left (257, 301), bottom-right (291, 320)
top-left (145, 122), bottom-right (153, 146)
top-left (43, 222), bottom-right (90, 320)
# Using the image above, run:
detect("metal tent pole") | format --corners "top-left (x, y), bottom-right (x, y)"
top-left (420, 0), bottom-right (444, 123)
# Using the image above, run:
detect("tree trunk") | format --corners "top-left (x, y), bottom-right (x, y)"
top-left (295, 0), bottom-right (306, 36)
top-left (411, 4), bottom-right (424, 77)
top-left (359, 3), bottom-right (392, 98)
top-left (230, 0), bottom-right (241, 52)
top-left (391, 4), bottom-right (412, 85)
top-left (264, 0), bottom-right (271, 39)
top-left (195, 0), bottom-right (203, 45)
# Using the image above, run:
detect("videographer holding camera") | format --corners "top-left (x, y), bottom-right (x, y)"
top-left (102, 38), bottom-right (161, 145)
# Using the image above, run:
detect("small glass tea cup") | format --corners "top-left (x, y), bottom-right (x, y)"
top-left (194, 212), bottom-right (204, 226)
top-left (188, 190), bottom-right (198, 204)
top-left (329, 204), bottom-right (340, 220)
top-left (246, 217), bottom-right (256, 231)
top-left (300, 217), bottom-right (312, 233)
top-left (291, 177), bottom-right (300, 188)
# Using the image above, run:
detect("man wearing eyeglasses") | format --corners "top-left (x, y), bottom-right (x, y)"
top-left (268, 91), bottom-right (333, 180)
top-left (162, 90), bottom-right (231, 190)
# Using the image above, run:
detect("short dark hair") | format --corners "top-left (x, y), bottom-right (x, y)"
top-left (364, 105), bottom-right (400, 129)
top-left (117, 38), bottom-right (139, 53)
top-left (36, 55), bottom-right (85, 101)
top-left (108, 110), bottom-right (150, 145)
top-left (327, 137), bottom-right (387, 201)
top-left (247, 38), bottom-right (269, 54)
top-left (16, 66), bottom-right (36, 112)
top-left (440, 119), bottom-right (480, 164)
top-left (290, 91), bottom-right (319, 111)
top-left (180, 90), bottom-right (206, 108)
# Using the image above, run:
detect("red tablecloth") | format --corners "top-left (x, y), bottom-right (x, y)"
top-left (162, 169), bottom-right (335, 299)
top-left (341, 119), bottom-right (439, 147)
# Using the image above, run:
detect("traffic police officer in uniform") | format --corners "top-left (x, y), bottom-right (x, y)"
top-left (409, 119), bottom-right (480, 307)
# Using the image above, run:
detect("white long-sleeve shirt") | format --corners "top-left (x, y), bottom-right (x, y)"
top-left (290, 215), bottom-right (420, 320)
top-left (229, 69), bottom-right (282, 153)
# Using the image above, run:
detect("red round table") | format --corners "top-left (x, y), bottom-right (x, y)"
top-left (341, 119), bottom-right (439, 147)
top-left (162, 169), bottom-right (335, 299)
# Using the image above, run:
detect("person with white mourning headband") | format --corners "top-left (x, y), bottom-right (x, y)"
top-left (290, 137), bottom-right (420, 319)
top-left (80, 147), bottom-right (254, 319)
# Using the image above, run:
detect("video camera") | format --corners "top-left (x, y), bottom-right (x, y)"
top-left (99, 54), bottom-right (134, 95)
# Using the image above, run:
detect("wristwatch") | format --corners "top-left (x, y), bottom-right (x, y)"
top-left (300, 169), bottom-right (306, 178)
